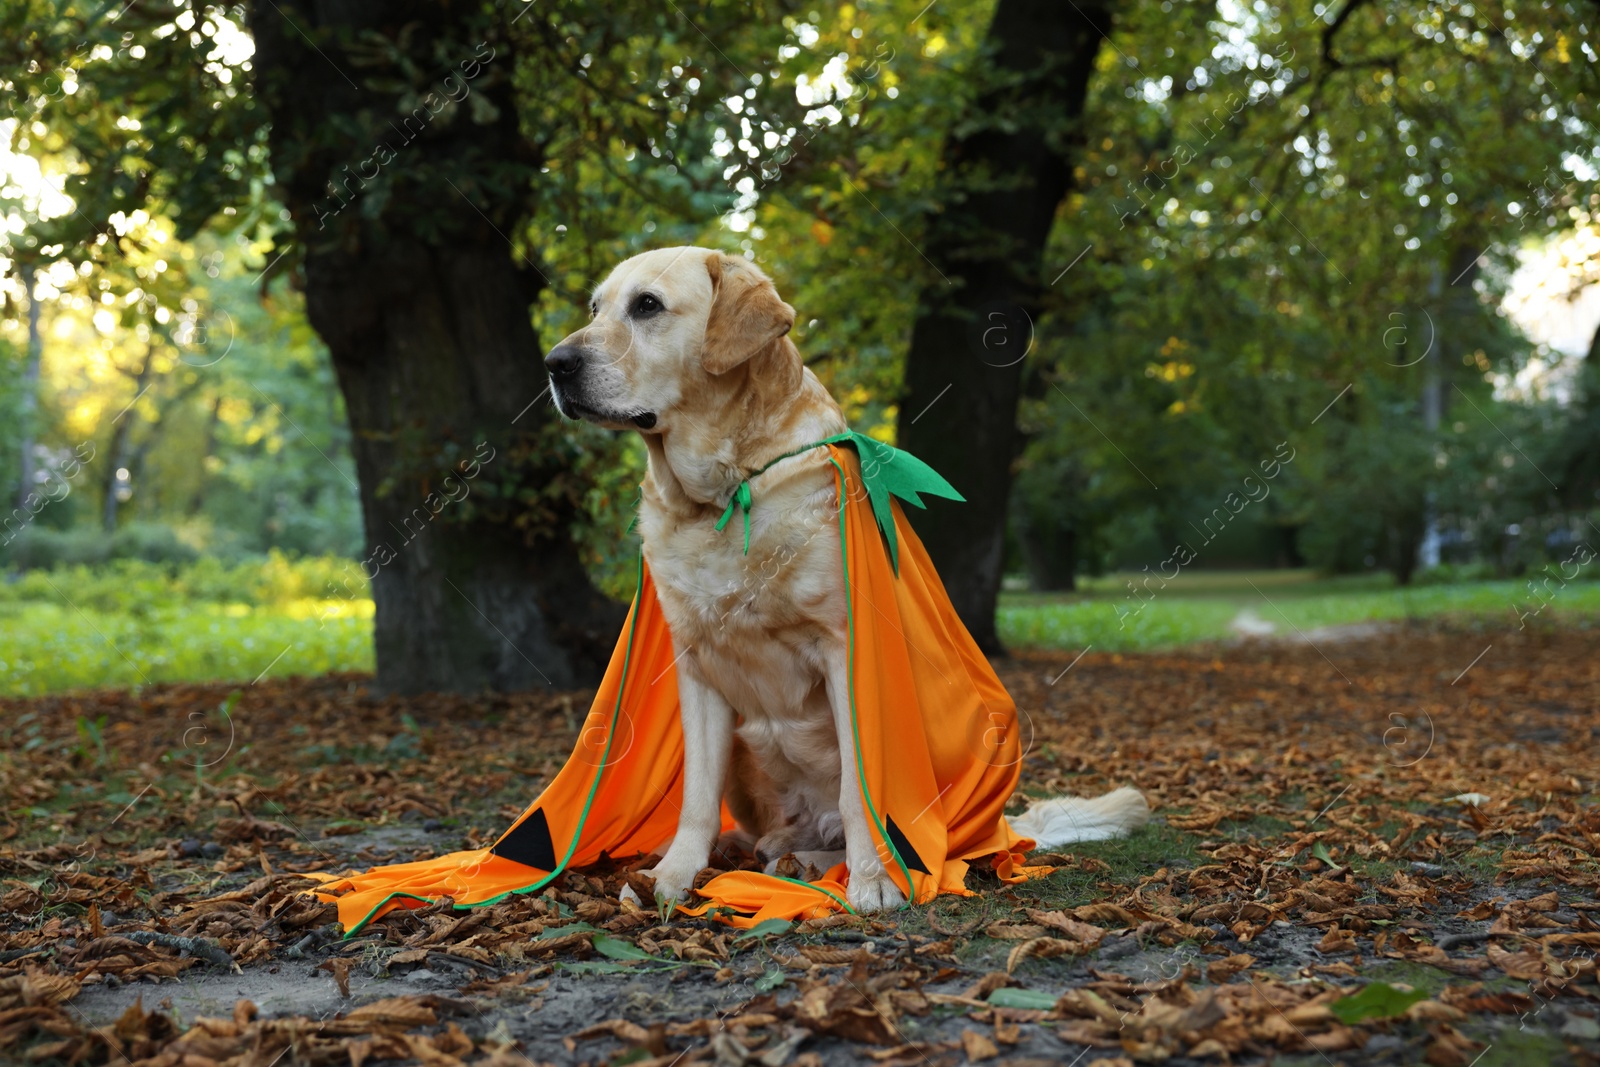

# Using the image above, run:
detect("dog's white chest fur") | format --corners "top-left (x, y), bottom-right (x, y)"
top-left (640, 471), bottom-right (845, 721)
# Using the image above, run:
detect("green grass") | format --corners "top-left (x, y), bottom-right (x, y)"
top-left (1009, 823), bottom-right (1204, 908)
top-left (4, 559), bottom-right (1598, 694)
top-left (0, 600), bottom-right (373, 696)
top-left (884, 824), bottom-right (1205, 979)
top-left (0, 554), bottom-right (372, 696)
top-left (1473, 1026), bottom-right (1571, 1067)
top-left (998, 568), bottom-right (1600, 652)
top-left (894, 824), bottom-right (1200, 937)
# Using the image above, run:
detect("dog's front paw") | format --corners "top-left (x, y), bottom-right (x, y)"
top-left (641, 863), bottom-right (698, 905)
top-left (846, 870), bottom-right (905, 913)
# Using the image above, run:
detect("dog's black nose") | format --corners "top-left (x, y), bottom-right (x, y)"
top-left (545, 345), bottom-right (584, 379)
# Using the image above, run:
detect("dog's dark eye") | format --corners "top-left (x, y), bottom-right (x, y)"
top-left (632, 293), bottom-right (664, 317)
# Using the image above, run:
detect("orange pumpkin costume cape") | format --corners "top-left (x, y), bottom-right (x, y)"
top-left (310, 434), bottom-right (1046, 934)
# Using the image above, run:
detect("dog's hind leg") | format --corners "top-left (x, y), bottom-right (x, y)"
top-left (725, 735), bottom-right (783, 841)
top-left (642, 650), bottom-right (734, 903)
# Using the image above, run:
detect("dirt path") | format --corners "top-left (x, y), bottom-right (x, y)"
top-left (4, 622), bottom-right (1598, 1065)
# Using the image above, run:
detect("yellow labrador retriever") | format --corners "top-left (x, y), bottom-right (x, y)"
top-left (545, 246), bottom-right (1148, 912)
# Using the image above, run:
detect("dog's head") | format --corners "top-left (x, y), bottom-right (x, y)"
top-left (545, 246), bottom-right (799, 433)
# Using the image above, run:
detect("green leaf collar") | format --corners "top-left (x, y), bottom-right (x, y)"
top-left (712, 430), bottom-right (964, 575)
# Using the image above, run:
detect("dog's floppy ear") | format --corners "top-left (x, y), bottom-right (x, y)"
top-left (702, 252), bottom-right (795, 375)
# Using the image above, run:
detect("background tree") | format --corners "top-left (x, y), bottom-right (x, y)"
top-left (894, 0), bottom-right (1114, 652)
top-left (246, 0), bottom-right (632, 693)
top-left (1003, 0), bottom-right (1598, 590)
top-left (3, 0), bottom-right (1598, 678)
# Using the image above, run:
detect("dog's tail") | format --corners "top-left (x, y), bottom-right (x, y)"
top-left (1009, 786), bottom-right (1151, 847)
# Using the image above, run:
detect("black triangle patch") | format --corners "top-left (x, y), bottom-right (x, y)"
top-left (883, 815), bottom-right (930, 875)
top-left (491, 807), bottom-right (558, 872)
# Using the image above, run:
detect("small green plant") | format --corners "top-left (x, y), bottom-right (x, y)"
top-left (74, 715), bottom-right (109, 767)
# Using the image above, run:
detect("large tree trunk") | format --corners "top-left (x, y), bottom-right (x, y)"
top-left (250, 1), bottom-right (622, 694)
top-left (895, 0), bottom-right (1111, 652)
top-left (1015, 512), bottom-right (1077, 592)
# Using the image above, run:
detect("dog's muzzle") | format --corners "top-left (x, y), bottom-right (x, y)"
top-left (544, 344), bottom-right (656, 429)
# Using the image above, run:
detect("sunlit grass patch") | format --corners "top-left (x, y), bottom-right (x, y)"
top-left (0, 601), bottom-right (372, 696)
top-left (0, 554), bottom-right (374, 695)
top-left (999, 569), bottom-right (1600, 651)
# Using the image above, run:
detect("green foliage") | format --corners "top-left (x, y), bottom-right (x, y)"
top-left (1298, 378), bottom-right (1437, 579)
top-left (3, 0), bottom-right (1599, 627)
top-left (0, 221), bottom-right (363, 563)
top-left (573, 432), bottom-right (646, 602)
top-left (6, 521), bottom-right (200, 568)
top-left (1005, 0), bottom-right (1598, 587)
top-left (0, 1), bottom-right (269, 250)
top-left (182, 243), bottom-right (364, 558)
top-left (0, 552), bottom-right (363, 611)
top-left (0, 336), bottom-right (22, 497)
top-left (1329, 981), bottom-right (1429, 1024)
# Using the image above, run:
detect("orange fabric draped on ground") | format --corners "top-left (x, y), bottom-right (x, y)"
top-left (310, 444), bottom-right (1046, 933)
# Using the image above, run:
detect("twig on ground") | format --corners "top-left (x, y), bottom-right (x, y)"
top-left (120, 930), bottom-right (238, 970)
top-left (1434, 929), bottom-right (1495, 951)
